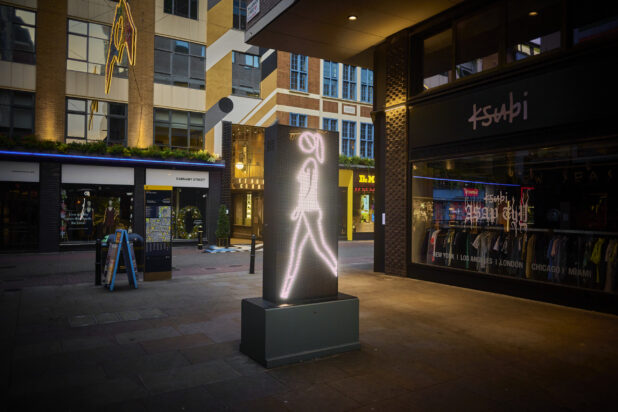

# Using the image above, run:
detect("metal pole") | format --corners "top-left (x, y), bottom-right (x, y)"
top-left (249, 234), bottom-right (256, 274)
top-left (95, 238), bottom-right (101, 285)
top-left (197, 226), bottom-right (203, 250)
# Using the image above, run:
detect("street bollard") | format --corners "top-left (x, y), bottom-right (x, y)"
top-left (249, 234), bottom-right (256, 274)
top-left (197, 227), bottom-right (203, 250)
top-left (95, 238), bottom-right (102, 285)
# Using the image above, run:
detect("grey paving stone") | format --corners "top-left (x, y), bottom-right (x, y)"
top-left (275, 383), bottom-right (361, 412)
top-left (204, 373), bottom-right (287, 402)
top-left (138, 307), bottom-right (166, 319)
top-left (104, 351), bottom-right (191, 379)
top-left (13, 340), bottom-right (62, 359)
top-left (96, 312), bottom-right (122, 324)
top-left (181, 341), bottom-right (239, 364)
top-left (327, 373), bottom-right (411, 404)
top-left (118, 310), bottom-right (141, 321)
top-left (115, 326), bottom-right (180, 345)
top-left (139, 359), bottom-right (240, 393)
top-left (62, 336), bottom-right (114, 352)
top-left (139, 333), bottom-right (213, 354)
top-left (68, 314), bottom-right (96, 328)
top-left (144, 386), bottom-right (227, 411)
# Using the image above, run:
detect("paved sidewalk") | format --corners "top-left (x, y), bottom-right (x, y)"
top-left (2, 263), bottom-right (617, 411)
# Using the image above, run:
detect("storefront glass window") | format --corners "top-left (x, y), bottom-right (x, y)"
top-left (572, 1), bottom-right (618, 45)
top-left (354, 193), bottom-right (374, 233)
top-left (60, 185), bottom-right (133, 242)
top-left (171, 187), bottom-right (207, 239)
top-left (0, 182), bottom-right (38, 250)
top-left (411, 138), bottom-right (618, 294)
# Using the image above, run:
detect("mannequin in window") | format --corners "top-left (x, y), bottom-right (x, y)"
top-left (83, 200), bottom-right (94, 239)
top-left (104, 199), bottom-right (117, 235)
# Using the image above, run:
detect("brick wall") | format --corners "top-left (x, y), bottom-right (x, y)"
top-left (323, 101), bottom-right (338, 113)
top-left (308, 56), bottom-right (320, 95)
top-left (35, 1), bottom-right (67, 142)
top-left (128, 0), bottom-right (155, 148)
top-left (277, 51), bottom-right (290, 89)
top-left (277, 93), bottom-right (319, 110)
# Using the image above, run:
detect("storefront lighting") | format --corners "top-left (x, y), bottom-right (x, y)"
top-left (348, 15), bottom-right (357, 21)
top-left (0, 150), bottom-right (224, 168)
top-left (528, 11), bottom-right (538, 16)
top-left (236, 162), bottom-right (245, 170)
top-left (413, 175), bottom-right (520, 187)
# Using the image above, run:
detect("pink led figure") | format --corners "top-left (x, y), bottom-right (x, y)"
top-left (280, 132), bottom-right (338, 300)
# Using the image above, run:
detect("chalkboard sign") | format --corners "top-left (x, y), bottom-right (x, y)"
top-left (144, 186), bottom-right (173, 280)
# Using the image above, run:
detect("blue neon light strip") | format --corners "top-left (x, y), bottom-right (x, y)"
top-left (0, 150), bottom-right (225, 168)
top-left (413, 175), bottom-right (520, 187)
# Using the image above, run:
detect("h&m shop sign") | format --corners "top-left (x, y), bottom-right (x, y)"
top-left (409, 56), bottom-right (616, 149)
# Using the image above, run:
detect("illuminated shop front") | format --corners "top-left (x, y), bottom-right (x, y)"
top-left (231, 125), bottom-right (264, 239)
top-left (401, 0), bottom-right (618, 307)
top-left (338, 167), bottom-right (375, 240)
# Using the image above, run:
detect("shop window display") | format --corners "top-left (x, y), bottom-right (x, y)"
top-left (411, 138), bottom-right (618, 294)
top-left (353, 193), bottom-right (374, 233)
top-left (60, 185), bottom-right (133, 242)
top-left (171, 187), bottom-right (207, 239)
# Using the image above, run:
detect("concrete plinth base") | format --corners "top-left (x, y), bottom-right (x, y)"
top-left (240, 293), bottom-right (360, 368)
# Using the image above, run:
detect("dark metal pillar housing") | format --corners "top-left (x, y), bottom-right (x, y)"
top-left (39, 162), bottom-right (61, 252)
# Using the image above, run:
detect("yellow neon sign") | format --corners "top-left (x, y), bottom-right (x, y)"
top-left (358, 174), bottom-right (375, 184)
top-left (105, 0), bottom-right (137, 94)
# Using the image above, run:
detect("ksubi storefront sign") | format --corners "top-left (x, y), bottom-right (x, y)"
top-left (409, 57), bottom-right (616, 149)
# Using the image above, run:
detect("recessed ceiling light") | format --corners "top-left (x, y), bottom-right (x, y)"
top-left (348, 15), bottom-right (357, 21)
top-left (529, 11), bottom-right (538, 16)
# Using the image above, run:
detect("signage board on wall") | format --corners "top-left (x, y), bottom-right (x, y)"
top-left (247, 0), bottom-right (260, 22)
top-left (146, 169), bottom-right (209, 188)
top-left (144, 185), bottom-right (172, 280)
top-left (263, 125), bottom-right (339, 303)
top-left (62, 164), bottom-right (134, 185)
top-left (342, 105), bottom-right (356, 115)
top-left (0, 161), bottom-right (39, 182)
top-left (409, 57), bottom-right (616, 149)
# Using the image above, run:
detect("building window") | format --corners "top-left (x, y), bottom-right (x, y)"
top-left (507, 0), bottom-right (561, 63)
top-left (289, 113), bottom-right (307, 127)
top-left (66, 98), bottom-right (127, 145)
top-left (67, 19), bottom-right (127, 77)
top-left (342, 65), bottom-right (356, 100)
top-left (154, 36), bottom-right (205, 89)
top-left (323, 118), bottom-right (338, 132)
top-left (360, 123), bottom-right (374, 158)
top-left (290, 54), bottom-right (308, 92)
top-left (423, 29), bottom-right (453, 90)
top-left (0, 89), bottom-right (34, 138)
top-left (164, 0), bottom-right (198, 20)
top-left (360, 68), bottom-right (373, 103)
top-left (232, 51), bottom-right (260, 97)
top-left (342, 120), bottom-right (356, 156)
top-left (572, 0), bottom-right (618, 45)
top-left (0, 5), bottom-right (36, 64)
top-left (233, 0), bottom-right (247, 30)
top-left (154, 109), bottom-right (204, 150)
top-left (323, 61), bottom-right (338, 97)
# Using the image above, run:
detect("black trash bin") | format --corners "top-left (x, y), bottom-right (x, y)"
top-left (128, 233), bottom-right (145, 272)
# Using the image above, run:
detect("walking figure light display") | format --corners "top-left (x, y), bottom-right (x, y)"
top-left (281, 132), bottom-right (338, 299)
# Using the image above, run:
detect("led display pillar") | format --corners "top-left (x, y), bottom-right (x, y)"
top-left (263, 126), bottom-right (339, 303)
top-left (240, 125), bottom-right (360, 368)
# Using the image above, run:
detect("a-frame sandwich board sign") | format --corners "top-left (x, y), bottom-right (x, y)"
top-left (104, 229), bottom-right (138, 291)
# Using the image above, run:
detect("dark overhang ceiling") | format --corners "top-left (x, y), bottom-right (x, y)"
top-left (246, 0), bottom-right (462, 68)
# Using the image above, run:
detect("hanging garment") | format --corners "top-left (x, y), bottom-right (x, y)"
top-left (525, 234), bottom-right (537, 279)
top-left (604, 239), bottom-right (618, 293)
top-left (590, 238), bottom-right (606, 285)
top-left (427, 229), bottom-right (440, 264)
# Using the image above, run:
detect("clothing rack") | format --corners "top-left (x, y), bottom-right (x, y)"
top-left (436, 223), bottom-right (617, 237)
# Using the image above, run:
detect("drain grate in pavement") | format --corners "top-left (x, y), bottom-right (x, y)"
top-left (69, 307), bottom-right (167, 328)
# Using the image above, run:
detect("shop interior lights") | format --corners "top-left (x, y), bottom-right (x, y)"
top-left (281, 132), bottom-right (337, 299)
